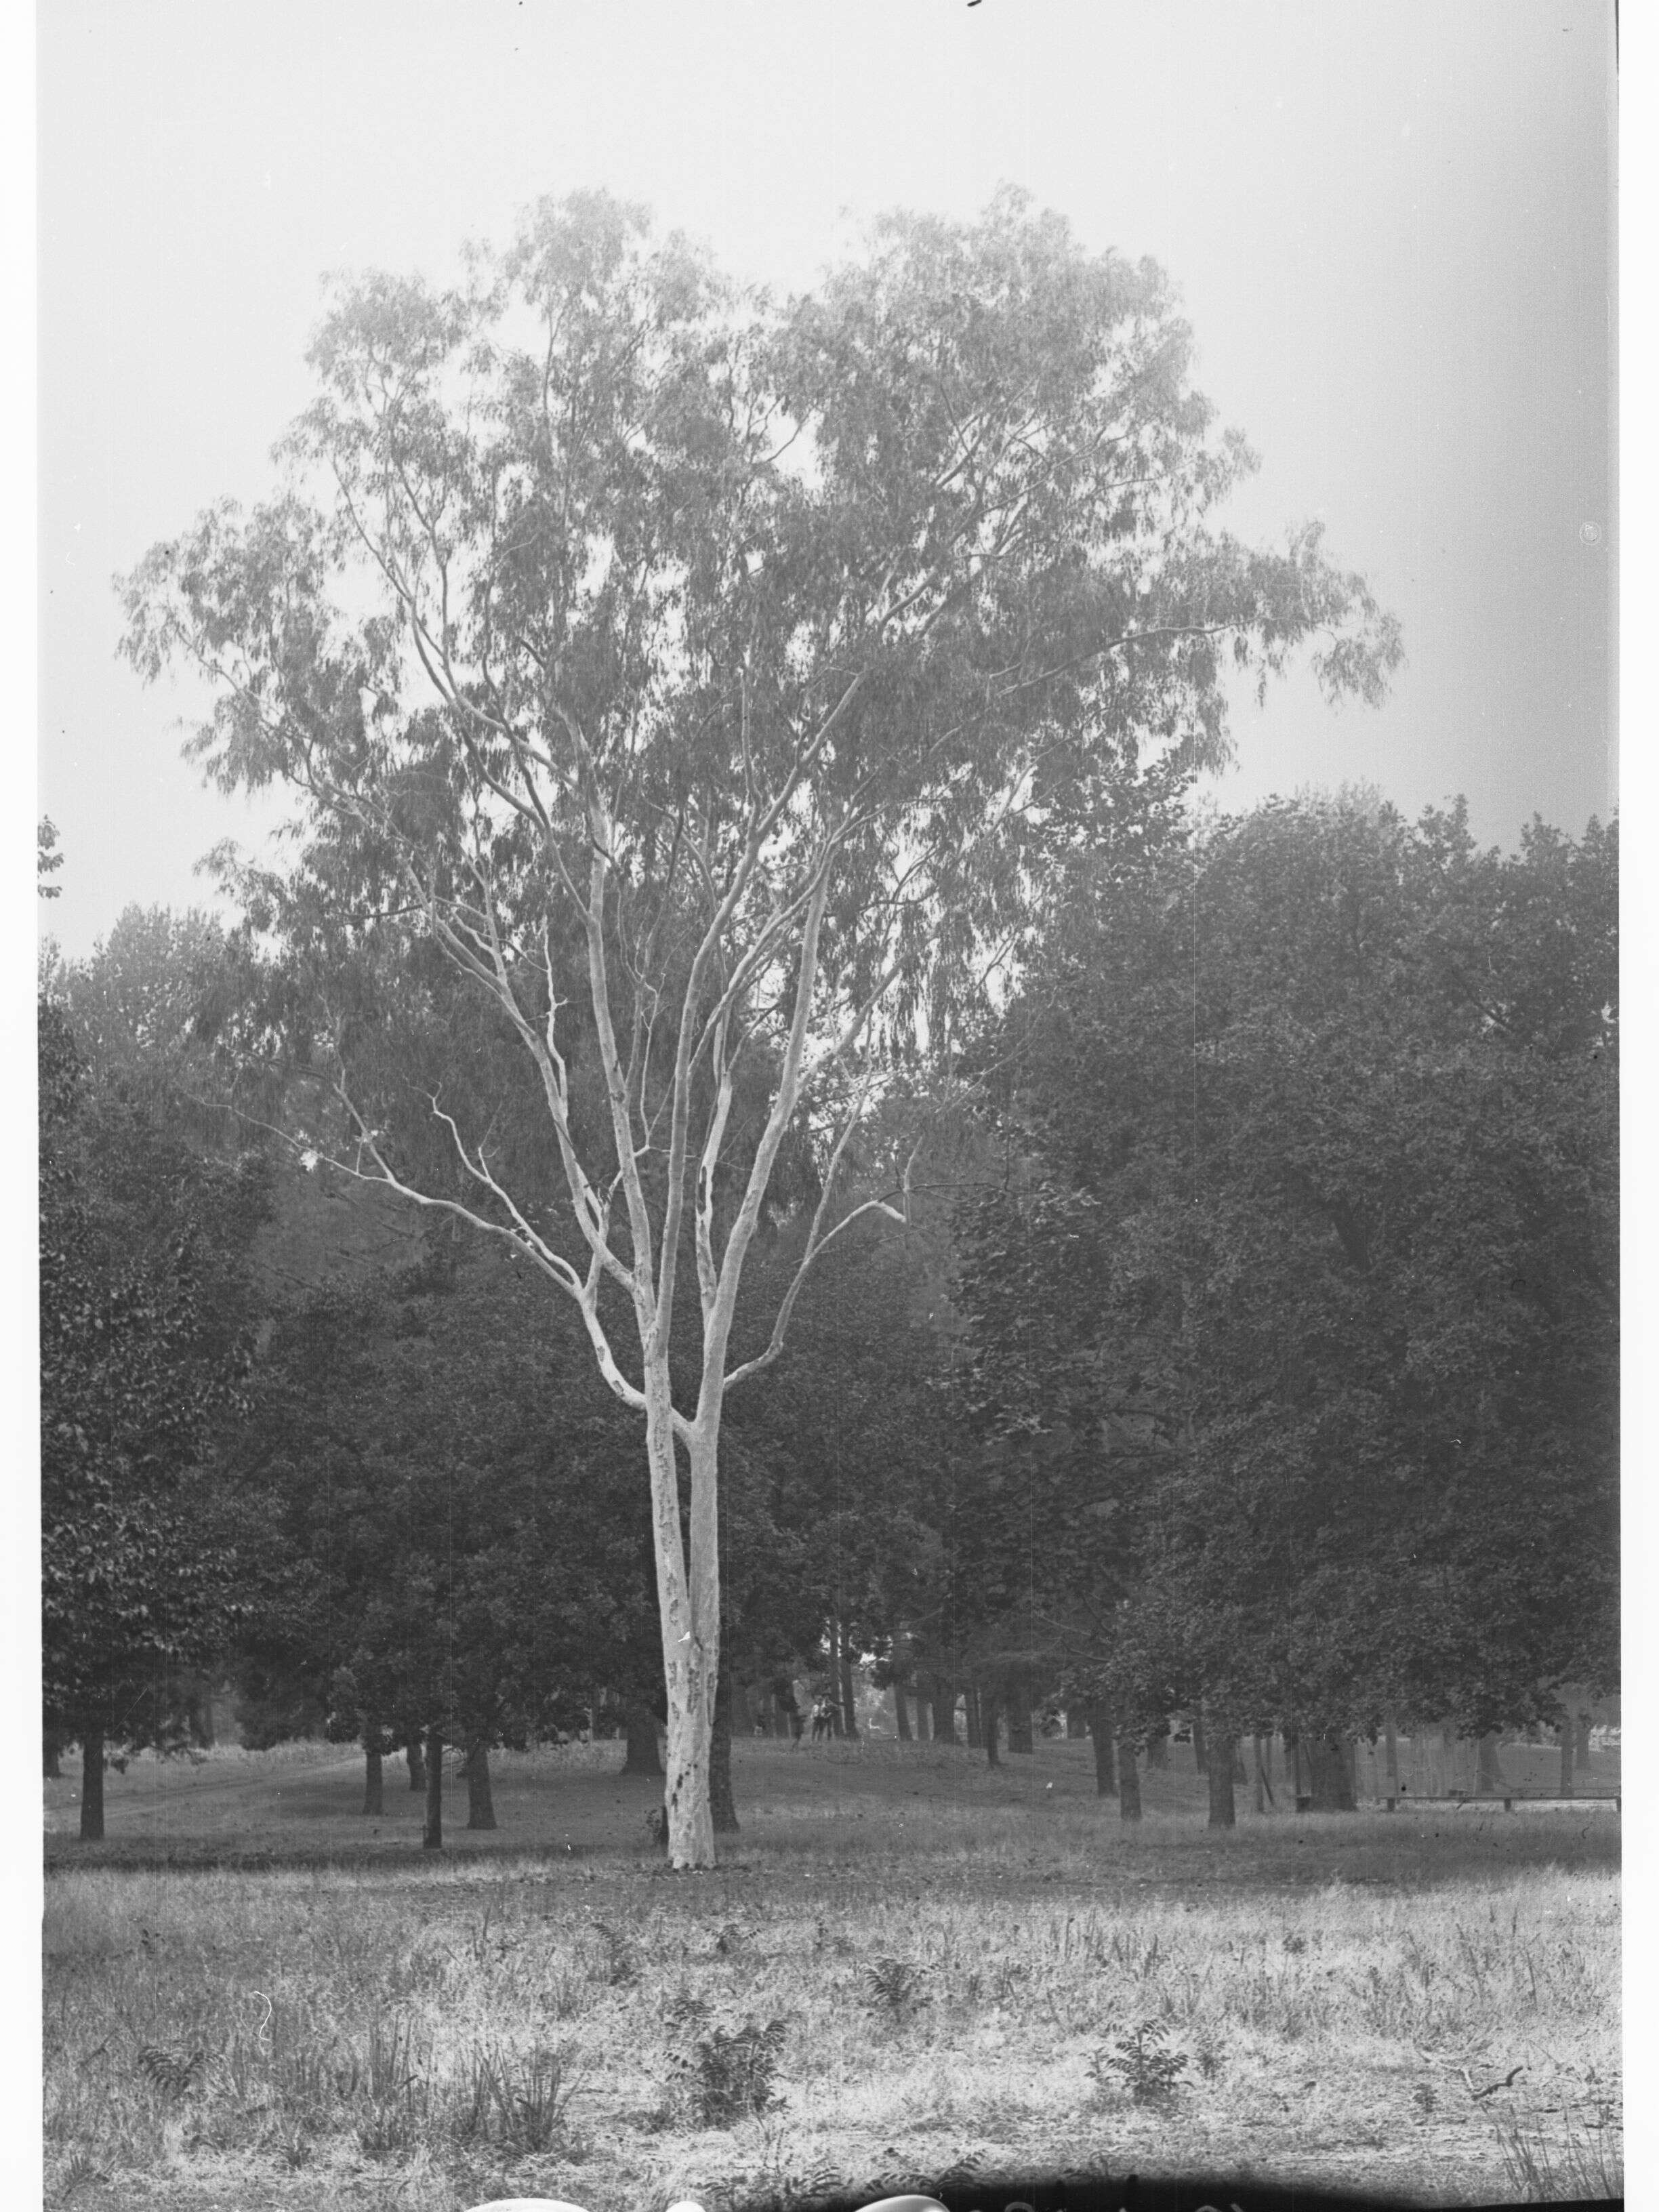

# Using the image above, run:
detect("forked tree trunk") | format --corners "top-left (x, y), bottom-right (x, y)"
top-left (622, 1705), bottom-right (663, 1776)
top-left (423, 1728), bottom-right (443, 1849)
top-left (464, 1740), bottom-right (496, 1830)
top-left (710, 1654), bottom-right (739, 1833)
top-left (363, 1730), bottom-right (384, 1816)
top-left (406, 1730), bottom-right (427, 1793)
top-left (983, 1694), bottom-right (1000, 1767)
top-left (1090, 1699), bottom-right (1116, 1795)
top-left (1117, 1734), bottom-right (1142, 1822)
top-left (1208, 1734), bottom-right (1237, 1827)
top-left (651, 1393), bottom-right (717, 1868)
top-left (894, 1684), bottom-right (912, 1742)
top-left (79, 1727), bottom-right (106, 1842)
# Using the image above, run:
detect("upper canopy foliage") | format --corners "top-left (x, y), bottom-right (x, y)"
top-left (121, 189), bottom-right (1399, 1389)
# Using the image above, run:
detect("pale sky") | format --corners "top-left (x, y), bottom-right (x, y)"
top-left (37, 1), bottom-right (1615, 960)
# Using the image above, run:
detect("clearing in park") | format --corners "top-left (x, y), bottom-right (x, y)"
top-left (44, 1729), bottom-right (1621, 2209)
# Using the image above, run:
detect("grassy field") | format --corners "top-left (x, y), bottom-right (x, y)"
top-left (43, 1736), bottom-right (1622, 2208)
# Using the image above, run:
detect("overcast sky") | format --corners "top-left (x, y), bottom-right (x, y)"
top-left (37, 0), bottom-right (1615, 958)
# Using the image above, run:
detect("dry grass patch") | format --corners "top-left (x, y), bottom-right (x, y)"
top-left (43, 1795), bottom-right (1619, 2209)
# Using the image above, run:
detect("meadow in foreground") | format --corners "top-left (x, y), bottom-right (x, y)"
top-left (43, 1739), bottom-right (1620, 2209)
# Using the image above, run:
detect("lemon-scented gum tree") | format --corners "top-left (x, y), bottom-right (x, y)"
top-left (121, 189), bottom-right (1399, 1865)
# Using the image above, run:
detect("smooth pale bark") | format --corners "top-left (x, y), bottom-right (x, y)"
top-left (1306, 1732), bottom-right (1356, 1811)
top-left (1191, 1713), bottom-right (1207, 1776)
top-left (1559, 1720), bottom-right (1575, 1796)
top-left (710, 1655), bottom-right (739, 1833)
top-left (1090, 1699), bottom-right (1116, 1795)
top-left (1207, 1734), bottom-right (1238, 1827)
top-left (79, 1728), bottom-right (105, 1843)
top-left (1117, 1736), bottom-right (1142, 1822)
top-left (423, 1729), bottom-right (444, 1849)
top-left (406, 1731), bottom-right (427, 1793)
top-left (363, 1732), bottom-right (384, 1816)
top-left (622, 1705), bottom-right (664, 1776)
top-left (893, 1684), bottom-right (912, 1742)
top-left (464, 1740), bottom-right (497, 1830)
top-left (983, 1695), bottom-right (1000, 1767)
top-left (647, 1387), bottom-right (717, 1868)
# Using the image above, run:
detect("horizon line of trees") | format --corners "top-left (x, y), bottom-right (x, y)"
top-left (40, 778), bottom-right (1616, 1840)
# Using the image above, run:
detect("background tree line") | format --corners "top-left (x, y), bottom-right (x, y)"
top-left (40, 776), bottom-right (1616, 1839)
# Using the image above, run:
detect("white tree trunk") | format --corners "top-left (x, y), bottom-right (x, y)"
top-left (645, 1366), bottom-right (720, 1868)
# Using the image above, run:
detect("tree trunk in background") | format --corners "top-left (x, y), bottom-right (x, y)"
top-left (983, 1694), bottom-right (1000, 1767)
top-left (933, 1681), bottom-right (960, 1744)
top-left (1117, 1736), bottom-right (1142, 1822)
top-left (1559, 1720), bottom-right (1575, 1796)
top-left (1065, 1706), bottom-right (1088, 1740)
top-left (1231, 1738), bottom-right (1247, 1782)
top-left (1476, 1731), bottom-right (1504, 1795)
top-left (44, 1733), bottom-right (62, 1779)
top-left (1306, 1732), bottom-right (1355, 1811)
top-left (1191, 1713), bottom-right (1208, 1776)
top-left (912, 1685), bottom-right (932, 1741)
top-left (1384, 1717), bottom-right (1399, 1795)
top-left (1574, 1713), bottom-right (1593, 1771)
top-left (406, 1729), bottom-right (427, 1793)
top-left (363, 1731), bottom-right (384, 1816)
top-left (622, 1705), bottom-right (664, 1776)
top-left (1007, 1686), bottom-right (1035, 1755)
top-left (1145, 1729), bottom-right (1168, 1769)
top-left (422, 1728), bottom-right (443, 1850)
top-left (838, 1631), bottom-right (860, 1742)
top-left (1090, 1700), bottom-right (1116, 1794)
top-left (1207, 1734), bottom-right (1237, 1827)
top-left (79, 1728), bottom-right (105, 1843)
top-left (964, 1685), bottom-right (983, 1750)
top-left (1252, 1735), bottom-right (1273, 1813)
top-left (893, 1684), bottom-right (912, 1742)
top-left (710, 1654), bottom-right (739, 1833)
top-left (464, 1740), bottom-right (497, 1830)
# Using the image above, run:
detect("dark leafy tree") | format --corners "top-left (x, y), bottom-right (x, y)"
top-left (40, 993), bottom-right (273, 1838)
